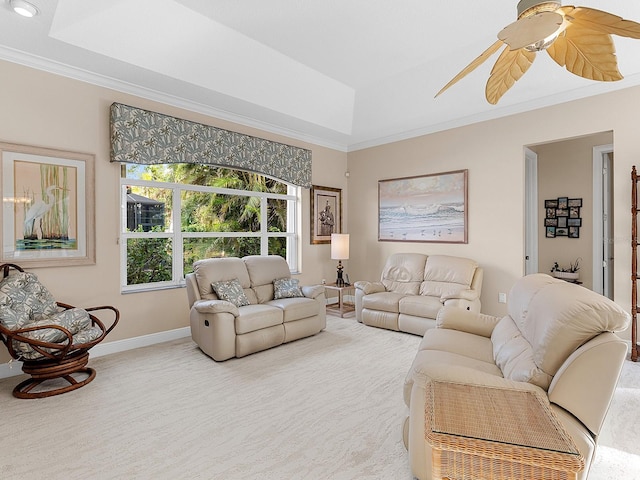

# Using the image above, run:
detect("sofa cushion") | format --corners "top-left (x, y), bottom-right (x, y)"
top-left (362, 291), bottom-right (405, 314)
top-left (380, 253), bottom-right (426, 295)
top-left (492, 316), bottom-right (551, 389)
top-left (273, 277), bottom-right (304, 299)
top-left (244, 255), bottom-right (291, 287)
top-left (267, 297), bottom-right (319, 322)
top-left (399, 295), bottom-right (442, 319)
top-left (211, 279), bottom-right (251, 307)
top-left (193, 258), bottom-right (250, 300)
top-left (234, 304), bottom-right (283, 334)
top-left (507, 274), bottom-right (630, 381)
top-left (420, 255), bottom-right (477, 298)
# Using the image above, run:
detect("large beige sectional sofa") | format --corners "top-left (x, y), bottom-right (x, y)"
top-left (185, 255), bottom-right (325, 361)
top-left (403, 273), bottom-right (630, 480)
top-left (354, 253), bottom-right (483, 336)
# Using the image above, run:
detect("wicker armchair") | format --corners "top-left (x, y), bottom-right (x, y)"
top-left (0, 263), bottom-right (119, 399)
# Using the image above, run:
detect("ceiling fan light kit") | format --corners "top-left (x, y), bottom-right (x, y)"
top-left (436, 1), bottom-right (640, 104)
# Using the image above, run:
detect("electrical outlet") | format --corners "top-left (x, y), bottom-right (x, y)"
top-left (498, 292), bottom-right (507, 304)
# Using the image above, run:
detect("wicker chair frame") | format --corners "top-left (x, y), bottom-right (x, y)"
top-left (0, 263), bottom-right (119, 399)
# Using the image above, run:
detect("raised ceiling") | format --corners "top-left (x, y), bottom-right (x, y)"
top-left (2, 0), bottom-right (640, 151)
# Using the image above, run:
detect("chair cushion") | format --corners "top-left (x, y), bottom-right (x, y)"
top-left (10, 308), bottom-right (102, 361)
top-left (273, 277), bottom-right (304, 299)
top-left (0, 271), bottom-right (58, 330)
top-left (211, 278), bottom-right (251, 307)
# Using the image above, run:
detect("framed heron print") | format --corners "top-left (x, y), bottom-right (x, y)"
top-left (1, 142), bottom-right (95, 267)
top-left (378, 169), bottom-right (468, 243)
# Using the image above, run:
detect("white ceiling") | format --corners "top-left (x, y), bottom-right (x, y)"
top-left (2, 0), bottom-right (640, 151)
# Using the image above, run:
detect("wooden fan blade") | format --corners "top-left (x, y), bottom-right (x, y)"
top-left (546, 27), bottom-right (623, 81)
top-left (560, 6), bottom-right (640, 39)
top-left (499, 11), bottom-right (564, 50)
top-left (435, 40), bottom-right (504, 98)
top-left (485, 47), bottom-right (536, 104)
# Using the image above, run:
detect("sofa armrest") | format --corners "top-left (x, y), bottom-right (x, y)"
top-left (354, 281), bottom-right (385, 295)
top-left (302, 284), bottom-right (325, 299)
top-left (436, 306), bottom-right (500, 338)
top-left (440, 288), bottom-right (478, 302)
top-left (192, 299), bottom-right (239, 317)
top-left (411, 364), bottom-right (546, 397)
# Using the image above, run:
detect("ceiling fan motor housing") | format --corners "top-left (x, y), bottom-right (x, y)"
top-left (518, 0), bottom-right (561, 19)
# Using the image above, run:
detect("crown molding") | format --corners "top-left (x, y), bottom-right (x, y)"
top-left (0, 46), bottom-right (349, 153)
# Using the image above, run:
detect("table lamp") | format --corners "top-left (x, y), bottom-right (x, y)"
top-left (331, 233), bottom-right (349, 286)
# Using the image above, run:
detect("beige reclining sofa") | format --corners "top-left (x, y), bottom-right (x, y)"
top-left (185, 255), bottom-right (325, 361)
top-left (403, 273), bottom-right (630, 480)
top-left (355, 253), bottom-right (482, 336)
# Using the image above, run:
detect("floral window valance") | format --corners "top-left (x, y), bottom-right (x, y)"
top-left (109, 103), bottom-right (312, 188)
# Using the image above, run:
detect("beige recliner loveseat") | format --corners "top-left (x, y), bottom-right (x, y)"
top-left (355, 253), bottom-right (483, 336)
top-left (403, 273), bottom-right (630, 480)
top-left (185, 255), bottom-right (325, 361)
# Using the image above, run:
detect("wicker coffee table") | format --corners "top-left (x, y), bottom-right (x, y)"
top-left (425, 380), bottom-right (585, 480)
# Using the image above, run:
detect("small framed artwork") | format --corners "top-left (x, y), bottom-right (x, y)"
top-left (558, 197), bottom-right (569, 209)
top-left (378, 169), bottom-right (468, 243)
top-left (310, 185), bottom-right (342, 244)
top-left (1, 142), bottom-right (95, 267)
top-left (544, 196), bottom-right (582, 239)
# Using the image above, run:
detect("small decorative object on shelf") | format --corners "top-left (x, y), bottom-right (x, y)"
top-left (551, 258), bottom-right (580, 281)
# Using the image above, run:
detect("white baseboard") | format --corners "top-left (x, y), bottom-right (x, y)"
top-left (0, 327), bottom-right (191, 380)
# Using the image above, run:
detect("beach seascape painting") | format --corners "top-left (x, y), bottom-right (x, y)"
top-left (378, 170), bottom-right (468, 243)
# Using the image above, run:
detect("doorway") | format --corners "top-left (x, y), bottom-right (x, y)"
top-left (524, 132), bottom-right (614, 295)
top-left (592, 144), bottom-right (614, 298)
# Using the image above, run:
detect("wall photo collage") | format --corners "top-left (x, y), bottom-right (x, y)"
top-left (544, 197), bottom-right (582, 239)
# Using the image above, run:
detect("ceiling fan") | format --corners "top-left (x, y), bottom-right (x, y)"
top-left (436, 0), bottom-right (640, 104)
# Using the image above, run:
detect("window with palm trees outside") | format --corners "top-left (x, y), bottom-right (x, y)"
top-left (121, 164), bottom-right (299, 291)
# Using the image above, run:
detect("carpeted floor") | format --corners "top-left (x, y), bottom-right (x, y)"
top-left (0, 316), bottom-right (638, 480)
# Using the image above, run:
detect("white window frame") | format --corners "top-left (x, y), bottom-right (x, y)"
top-left (120, 172), bottom-right (300, 293)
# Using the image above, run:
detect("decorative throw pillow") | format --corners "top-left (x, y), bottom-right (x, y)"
top-left (211, 278), bottom-right (250, 307)
top-left (273, 277), bottom-right (304, 299)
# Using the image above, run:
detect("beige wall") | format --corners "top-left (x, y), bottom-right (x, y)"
top-left (0, 60), bottom-right (347, 363)
top-left (533, 132), bottom-right (613, 291)
top-left (347, 88), bottom-right (638, 335)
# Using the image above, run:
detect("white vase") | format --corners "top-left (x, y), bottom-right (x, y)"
top-left (552, 271), bottom-right (579, 280)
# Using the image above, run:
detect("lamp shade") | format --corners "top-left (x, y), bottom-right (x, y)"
top-left (331, 233), bottom-right (349, 260)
